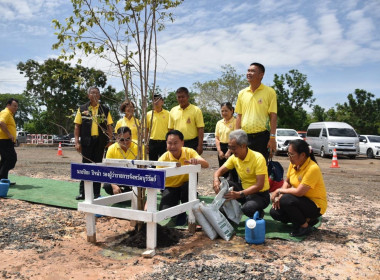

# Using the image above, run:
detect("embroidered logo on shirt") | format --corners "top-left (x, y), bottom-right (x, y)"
top-left (246, 168), bottom-right (250, 173)
top-left (298, 176), bottom-right (302, 182)
top-left (187, 118), bottom-right (191, 124)
top-left (258, 99), bottom-right (263, 104)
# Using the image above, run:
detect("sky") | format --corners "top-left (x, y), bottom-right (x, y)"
top-left (0, 0), bottom-right (379, 111)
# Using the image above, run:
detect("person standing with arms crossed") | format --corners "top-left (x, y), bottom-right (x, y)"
top-left (168, 87), bottom-right (204, 155)
top-left (0, 98), bottom-right (19, 183)
top-left (74, 87), bottom-right (113, 200)
top-left (146, 94), bottom-right (169, 161)
top-left (235, 62), bottom-right (277, 162)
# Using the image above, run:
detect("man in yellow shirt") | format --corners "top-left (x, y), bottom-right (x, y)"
top-left (158, 130), bottom-right (209, 225)
top-left (213, 129), bottom-right (270, 218)
top-left (103, 126), bottom-right (138, 195)
top-left (168, 87), bottom-right (204, 155)
top-left (0, 98), bottom-right (19, 181)
top-left (147, 94), bottom-right (169, 160)
top-left (235, 62), bottom-right (277, 162)
top-left (74, 87), bottom-right (113, 200)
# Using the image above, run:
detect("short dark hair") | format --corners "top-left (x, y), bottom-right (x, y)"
top-left (7, 98), bottom-right (19, 105)
top-left (120, 100), bottom-right (135, 112)
top-left (166, 130), bottom-right (184, 141)
top-left (176, 87), bottom-right (189, 95)
top-left (220, 102), bottom-right (234, 113)
top-left (250, 62), bottom-right (265, 74)
top-left (289, 139), bottom-right (318, 164)
top-left (117, 126), bottom-right (132, 136)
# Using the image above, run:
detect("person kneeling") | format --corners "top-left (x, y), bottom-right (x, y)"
top-left (213, 129), bottom-right (270, 219)
top-left (270, 139), bottom-right (327, 237)
top-left (158, 130), bottom-right (209, 226)
top-left (103, 126), bottom-right (138, 195)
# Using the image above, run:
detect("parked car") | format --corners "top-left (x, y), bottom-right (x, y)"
top-left (297, 131), bottom-right (307, 140)
top-left (53, 135), bottom-right (65, 144)
top-left (203, 133), bottom-right (216, 150)
top-left (15, 131), bottom-right (29, 147)
top-left (359, 135), bottom-right (380, 159)
top-left (306, 122), bottom-right (359, 159)
top-left (275, 128), bottom-right (302, 155)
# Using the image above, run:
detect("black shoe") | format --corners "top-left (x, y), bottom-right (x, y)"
top-left (75, 194), bottom-right (85, 200)
top-left (175, 213), bottom-right (188, 226)
top-left (10, 182), bottom-right (16, 186)
top-left (259, 210), bottom-right (265, 219)
top-left (290, 226), bottom-right (312, 237)
top-left (308, 218), bottom-right (319, 227)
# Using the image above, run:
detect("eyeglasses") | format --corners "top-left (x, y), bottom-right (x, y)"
top-left (119, 138), bottom-right (131, 142)
top-left (287, 152), bottom-right (297, 158)
top-left (228, 145), bottom-right (238, 151)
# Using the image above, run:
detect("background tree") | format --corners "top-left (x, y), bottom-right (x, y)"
top-left (334, 89), bottom-right (380, 134)
top-left (17, 58), bottom-right (109, 135)
top-left (272, 69), bottom-right (315, 130)
top-left (0, 93), bottom-right (37, 130)
top-left (193, 64), bottom-right (246, 112)
top-left (203, 111), bottom-right (220, 133)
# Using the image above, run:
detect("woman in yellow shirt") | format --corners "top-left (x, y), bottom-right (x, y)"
top-left (215, 102), bottom-right (237, 180)
top-left (114, 100), bottom-right (140, 143)
top-left (270, 139), bottom-right (327, 237)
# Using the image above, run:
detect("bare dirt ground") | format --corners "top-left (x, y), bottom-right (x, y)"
top-left (1, 146), bottom-right (379, 279)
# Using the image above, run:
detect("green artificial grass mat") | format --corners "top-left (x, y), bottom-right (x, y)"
top-left (4, 174), bottom-right (320, 241)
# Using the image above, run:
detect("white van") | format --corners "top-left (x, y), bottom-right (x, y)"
top-left (306, 122), bottom-right (359, 159)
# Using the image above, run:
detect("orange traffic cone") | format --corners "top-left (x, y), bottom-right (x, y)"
top-left (57, 142), bottom-right (63, 156)
top-left (330, 149), bottom-right (339, 168)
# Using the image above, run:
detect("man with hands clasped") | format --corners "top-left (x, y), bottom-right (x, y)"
top-left (158, 130), bottom-right (209, 225)
top-left (213, 129), bottom-right (270, 218)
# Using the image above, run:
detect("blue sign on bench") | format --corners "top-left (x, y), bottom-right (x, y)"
top-left (71, 163), bottom-right (166, 190)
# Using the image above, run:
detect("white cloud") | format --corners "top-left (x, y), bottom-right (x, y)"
top-left (0, 0), bottom-right (62, 21)
top-left (0, 62), bottom-right (27, 94)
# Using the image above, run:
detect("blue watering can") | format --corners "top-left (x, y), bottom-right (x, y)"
top-left (0, 179), bottom-right (11, 197)
top-left (245, 210), bottom-right (265, 244)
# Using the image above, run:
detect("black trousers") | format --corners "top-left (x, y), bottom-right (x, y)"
top-left (219, 143), bottom-right (239, 182)
top-left (103, 183), bottom-right (132, 195)
top-left (0, 139), bottom-right (17, 179)
top-left (148, 139), bottom-right (167, 161)
top-left (79, 137), bottom-right (106, 197)
top-left (184, 137), bottom-right (198, 151)
top-left (228, 180), bottom-right (270, 218)
top-left (159, 182), bottom-right (189, 211)
top-left (247, 130), bottom-right (270, 162)
top-left (270, 194), bottom-right (321, 227)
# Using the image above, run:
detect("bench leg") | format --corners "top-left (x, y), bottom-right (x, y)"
top-left (86, 213), bottom-right (96, 243)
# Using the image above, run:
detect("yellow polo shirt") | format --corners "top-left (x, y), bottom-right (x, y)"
top-left (224, 149), bottom-right (269, 192)
top-left (114, 116), bottom-right (140, 142)
top-left (168, 104), bottom-right (204, 140)
top-left (235, 84), bottom-right (277, 133)
top-left (287, 157), bottom-right (327, 214)
top-left (0, 108), bottom-right (16, 140)
top-left (215, 117), bottom-right (236, 143)
top-left (74, 104), bottom-right (113, 136)
top-left (147, 109), bottom-right (169, 140)
top-left (158, 147), bottom-right (201, 187)
top-left (106, 141), bottom-right (139, 160)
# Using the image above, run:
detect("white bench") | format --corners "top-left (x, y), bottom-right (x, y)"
top-left (72, 159), bottom-right (201, 257)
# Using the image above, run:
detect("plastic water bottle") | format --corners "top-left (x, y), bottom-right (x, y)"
top-left (245, 211), bottom-right (265, 244)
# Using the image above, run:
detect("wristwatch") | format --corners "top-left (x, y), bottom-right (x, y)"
top-left (240, 191), bottom-right (245, 198)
